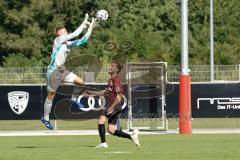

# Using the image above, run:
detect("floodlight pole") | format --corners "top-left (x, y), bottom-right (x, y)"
top-left (179, 0), bottom-right (192, 134)
top-left (210, 0), bottom-right (214, 81)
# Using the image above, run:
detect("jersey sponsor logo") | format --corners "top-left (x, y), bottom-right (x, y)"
top-left (8, 91), bottom-right (29, 115)
top-left (76, 94), bottom-right (127, 112)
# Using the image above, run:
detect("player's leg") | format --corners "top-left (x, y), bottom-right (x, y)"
top-left (41, 91), bottom-right (55, 130)
top-left (44, 91), bottom-right (55, 120)
top-left (108, 123), bottom-right (132, 139)
top-left (108, 114), bottom-right (140, 147)
top-left (41, 68), bottom-right (57, 130)
top-left (64, 72), bottom-right (85, 108)
top-left (72, 76), bottom-right (84, 101)
top-left (64, 72), bottom-right (84, 85)
top-left (74, 76), bottom-right (84, 85)
top-left (96, 115), bottom-right (108, 148)
top-left (108, 115), bottom-right (131, 140)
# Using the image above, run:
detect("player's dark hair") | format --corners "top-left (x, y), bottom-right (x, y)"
top-left (112, 61), bottom-right (123, 74)
top-left (55, 26), bottom-right (65, 35)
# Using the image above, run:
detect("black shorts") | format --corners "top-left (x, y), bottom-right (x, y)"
top-left (108, 113), bottom-right (120, 125)
top-left (101, 104), bottom-right (123, 125)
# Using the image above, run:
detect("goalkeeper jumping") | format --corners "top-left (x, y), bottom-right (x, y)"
top-left (41, 14), bottom-right (95, 129)
top-left (84, 61), bottom-right (140, 148)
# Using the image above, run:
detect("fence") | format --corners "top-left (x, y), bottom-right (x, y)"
top-left (167, 65), bottom-right (240, 82)
top-left (0, 65), bottom-right (240, 84)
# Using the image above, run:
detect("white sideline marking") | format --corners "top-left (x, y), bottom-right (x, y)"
top-left (0, 130), bottom-right (166, 137)
top-left (192, 129), bottom-right (240, 134)
top-left (0, 129), bottom-right (240, 137)
top-left (105, 151), bottom-right (130, 154)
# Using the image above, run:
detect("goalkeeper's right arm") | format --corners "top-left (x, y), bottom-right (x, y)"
top-left (69, 18), bottom-right (95, 48)
top-left (55, 14), bottom-right (90, 44)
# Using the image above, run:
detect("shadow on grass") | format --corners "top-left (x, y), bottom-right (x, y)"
top-left (76, 144), bottom-right (97, 148)
top-left (16, 146), bottom-right (41, 149)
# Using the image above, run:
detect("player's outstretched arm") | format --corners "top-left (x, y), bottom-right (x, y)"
top-left (56, 14), bottom-right (90, 44)
top-left (84, 89), bottom-right (105, 96)
top-left (69, 18), bottom-right (96, 48)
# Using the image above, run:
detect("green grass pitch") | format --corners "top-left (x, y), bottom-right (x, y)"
top-left (0, 134), bottom-right (240, 160)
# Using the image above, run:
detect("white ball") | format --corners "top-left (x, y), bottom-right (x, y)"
top-left (96, 9), bottom-right (108, 21)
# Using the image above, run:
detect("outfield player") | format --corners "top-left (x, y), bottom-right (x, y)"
top-left (41, 14), bottom-right (95, 129)
top-left (84, 61), bottom-right (140, 148)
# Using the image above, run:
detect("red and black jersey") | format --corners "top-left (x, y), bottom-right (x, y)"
top-left (104, 76), bottom-right (123, 107)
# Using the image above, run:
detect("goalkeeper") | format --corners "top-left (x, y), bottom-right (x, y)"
top-left (41, 14), bottom-right (95, 130)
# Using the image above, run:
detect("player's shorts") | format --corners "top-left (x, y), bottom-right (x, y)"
top-left (101, 100), bottom-right (125, 125)
top-left (46, 67), bottom-right (77, 92)
top-left (108, 113), bottom-right (120, 125)
top-left (101, 108), bottom-right (121, 125)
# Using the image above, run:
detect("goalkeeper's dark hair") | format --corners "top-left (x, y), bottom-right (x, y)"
top-left (112, 61), bottom-right (123, 74)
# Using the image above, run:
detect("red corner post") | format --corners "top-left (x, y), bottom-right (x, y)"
top-left (179, 0), bottom-right (192, 134)
top-left (179, 74), bottom-right (192, 134)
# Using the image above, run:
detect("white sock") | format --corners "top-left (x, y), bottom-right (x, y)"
top-left (71, 96), bottom-right (77, 101)
top-left (71, 87), bottom-right (82, 101)
top-left (44, 98), bottom-right (53, 121)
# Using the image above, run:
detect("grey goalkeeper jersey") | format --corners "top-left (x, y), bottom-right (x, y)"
top-left (48, 23), bottom-right (92, 70)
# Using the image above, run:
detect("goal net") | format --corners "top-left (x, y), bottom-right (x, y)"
top-left (126, 62), bottom-right (168, 131)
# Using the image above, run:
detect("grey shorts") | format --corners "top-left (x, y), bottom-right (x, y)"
top-left (46, 66), bottom-right (77, 92)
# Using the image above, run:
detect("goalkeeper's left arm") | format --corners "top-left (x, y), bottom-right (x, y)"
top-left (69, 18), bottom-right (95, 48)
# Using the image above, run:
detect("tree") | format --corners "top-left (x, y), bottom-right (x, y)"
top-left (1, 0), bottom-right (240, 67)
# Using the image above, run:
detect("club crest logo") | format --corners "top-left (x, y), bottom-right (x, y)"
top-left (8, 91), bottom-right (29, 115)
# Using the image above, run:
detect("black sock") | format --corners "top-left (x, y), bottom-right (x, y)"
top-left (113, 130), bottom-right (132, 140)
top-left (98, 124), bottom-right (106, 143)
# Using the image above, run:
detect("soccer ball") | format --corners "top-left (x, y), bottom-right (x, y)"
top-left (96, 9), bottom-right (108, 21)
